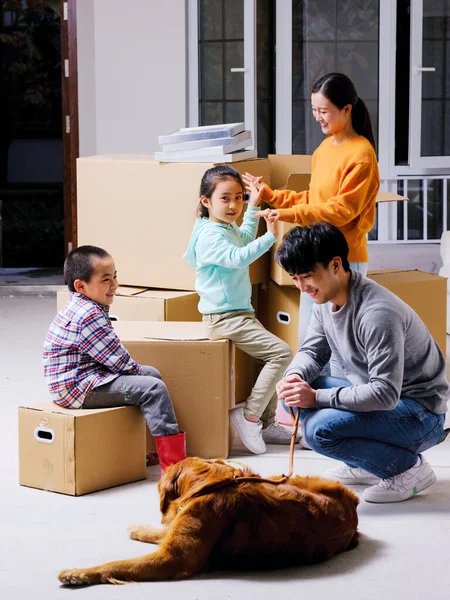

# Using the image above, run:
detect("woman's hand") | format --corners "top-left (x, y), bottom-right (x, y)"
top-left (276, 374), bottom-right (317, 408)
top-left (242, 172), bottom-right (266, 198)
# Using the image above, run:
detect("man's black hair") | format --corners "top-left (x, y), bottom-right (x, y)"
top-left (64, 245), bottom-right (111, 292)
top-left (275, 222), bottom-right (350, 275)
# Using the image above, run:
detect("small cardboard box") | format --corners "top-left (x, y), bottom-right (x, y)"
top-left (18, 403), bottom-right (146, 496)
top-left (77, 156), bottom-right (271, 291)
top-left (57, 287), bottom-right (201, 322)
top-left (257, 281), bottom-right (300, 352)
top-left (113, 321), bottom-right (258, 459)
top-left (266, 154), bottom-right (408, 286)
top-left (368, 269), bottom-right (447, 354)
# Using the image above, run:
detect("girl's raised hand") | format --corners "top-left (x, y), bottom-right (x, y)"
top-left (262, 209), bottom-right (279, 238)
top-left (242, 172), bottom-right (265, 195)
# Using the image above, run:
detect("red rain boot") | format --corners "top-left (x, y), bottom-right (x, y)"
top-left (154, 432), bottom-right (187, 474)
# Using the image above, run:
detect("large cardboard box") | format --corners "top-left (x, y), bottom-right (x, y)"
top-left (77, 156), bottom-right (271, 291)
top-left (258, 269), bottom-right (446, 355)
top-left (113, 321), bottom-right (258, 458)
top-left (258, 281), bottom-right (300, 352)
top-left (266, 154), bottom-right (408, 286)
top-left (57, 287), bottom-right (201, 322)
top-left (18, 403), bottom-right (146, 496)
top-left (368, 269), bottom-right (447, 354)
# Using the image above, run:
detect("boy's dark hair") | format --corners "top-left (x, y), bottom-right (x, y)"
top-left (275, 222), bottom-right (350, 275)
top-left (312, 72), bottom-right (376, 150)
top-left (64, 245), bottom-right (111, 292)
top-left (197, 164), bottom-right (244, 218)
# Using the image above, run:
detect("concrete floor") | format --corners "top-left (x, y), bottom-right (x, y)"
top-left (1, 244), bottom-right (450, 599)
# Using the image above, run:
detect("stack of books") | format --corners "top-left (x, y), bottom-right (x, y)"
top-left (155, 123), bottom-right (256, 162)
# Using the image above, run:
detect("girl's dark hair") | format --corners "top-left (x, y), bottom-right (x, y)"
top-left (197, 165), bottom-right (244, 218)
top-left (275, 222), bottom-right (350, 275)
top-left (64, 245), bottom-right (111, 292)
top-left (312, 72), bottom-right (376, 150)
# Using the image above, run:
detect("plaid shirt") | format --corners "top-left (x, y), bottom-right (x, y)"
top-left (43, 292), bottom-right (141, 408)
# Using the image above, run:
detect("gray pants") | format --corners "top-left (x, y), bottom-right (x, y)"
top-left (203, 311), bottom-right (293, 427)
top-left (83, 365), bottom-right (179, 437)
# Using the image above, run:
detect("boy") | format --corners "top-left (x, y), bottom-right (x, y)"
top-left (275, 223), bottom-right (449, 503)
top-left (43, 245), bottom-right (186, 472)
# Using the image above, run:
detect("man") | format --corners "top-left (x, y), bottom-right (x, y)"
top-left (275, 222), bottom-right (449, 503)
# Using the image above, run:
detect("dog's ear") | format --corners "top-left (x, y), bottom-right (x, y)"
top-left (158, 462), bottom-right (183, 515)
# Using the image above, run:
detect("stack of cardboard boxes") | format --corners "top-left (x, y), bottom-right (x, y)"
top-left (18, 153), bottom-right (447, 496)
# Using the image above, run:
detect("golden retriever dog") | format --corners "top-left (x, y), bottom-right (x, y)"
top-left (58, 457), bottom-right (359, 586)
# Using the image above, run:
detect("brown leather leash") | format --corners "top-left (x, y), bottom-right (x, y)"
top-left (178, 408), bottom-right (300, 509)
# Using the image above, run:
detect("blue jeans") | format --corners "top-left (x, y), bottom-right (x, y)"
top-left (283, 376), bottom-right (446, 478)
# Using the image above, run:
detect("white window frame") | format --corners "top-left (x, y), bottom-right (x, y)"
top-left (186, 0), bottom-right (257, 146)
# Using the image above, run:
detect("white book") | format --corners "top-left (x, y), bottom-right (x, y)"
top-left (158, 123), bottom-right (245, 145)
top-left (156, 138), bottom-right (252, 159)
top-left (160, 130), bottom-right (252, 152)
top-left (155, 149), bottom-right (258, 163)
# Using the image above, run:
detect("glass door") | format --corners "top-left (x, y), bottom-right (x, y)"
top-left (409, 0), bottom-right (450, 168)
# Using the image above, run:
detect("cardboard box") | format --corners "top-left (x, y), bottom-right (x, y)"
top-left (77, 156), bottom-right (271, 291)
top-left (266, 154), bottom-right (408, 286)
top-left (258, 281), bottom-right (300, 352)
top-left (368, 269), bottom-right (447, 354)
top-left (18, 403), bottom-right (146, 496)
top-left (57, 287), bottom-right (201, 322)
top-left (113, 321), bottom-right (259, 458)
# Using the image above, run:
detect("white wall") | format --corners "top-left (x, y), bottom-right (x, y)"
top-left (77, 0), bottom-right (187, 156)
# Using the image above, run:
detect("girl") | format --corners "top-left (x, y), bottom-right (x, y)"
top-left (243, 72), bottom-right (380, 345)
top-left (183, 165), bottom-right (297, 455)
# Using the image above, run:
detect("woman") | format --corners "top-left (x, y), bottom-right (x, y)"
top-left (243, 72), bottom-right (380, 345)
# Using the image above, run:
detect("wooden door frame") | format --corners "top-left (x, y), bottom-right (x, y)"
top-left (60, 0), bottom-right (79, 254)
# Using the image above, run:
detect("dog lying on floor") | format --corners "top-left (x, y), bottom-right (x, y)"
top-left (58, 457), bottom-right (359, 586)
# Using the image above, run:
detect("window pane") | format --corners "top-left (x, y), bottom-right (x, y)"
top-left (201, 102), bottom-right (224, 125)
top-left (397, 181), bottom-right (405, 240)
top-left (292, 0), bottom-right (379, 154)
top-left (427, 179), bottom-right (443, 240)
top-left (225, 101), bottom-right (244, 123)
top-left (224, 41), bottom-right (244, 100)
top-left (201, 43), bottom-right (223, 101)
top-left (200, 0), bottom-right (223, 40)
top-left (407, 181), bottom-right (424, 240)
top-left (224, 0), bottom-right (243, 39)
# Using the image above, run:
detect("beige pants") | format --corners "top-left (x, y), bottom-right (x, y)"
top-left (203, 311), bottom-right (293, 427)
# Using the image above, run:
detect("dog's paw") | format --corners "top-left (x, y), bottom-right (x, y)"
top-left (58, 568), bottom-right (93, 586)
top-left (127, 524), bottom-right (144, 540)
top-left (128, 524), bottom-right (162, 543)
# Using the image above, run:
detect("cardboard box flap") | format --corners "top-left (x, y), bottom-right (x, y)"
top-left (376, 192), bottom-right (408, 203)
top-left (368, 269), bottom-right (446, 283)
top-left (268, 154), bottom-right (312, 189)
top-left (284, 173), bottom-right (312, 192)
top-left (116, 286), bottom-right (150, 296)
top-left (135, 289), bottom-right (196, 300)
top-left (114, 320), bottom-right (211, 341)
top-left (19, 402), bottom-right (128, 416)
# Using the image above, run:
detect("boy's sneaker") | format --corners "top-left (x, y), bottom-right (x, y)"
top-left (230, 406), bottom-right (266, 454)
top-left (362, 455), bottom-right (436, 503)
top-left (323, 464), bottom-right (380, 485)
top-left (262, 421), bottom-right (301, 444)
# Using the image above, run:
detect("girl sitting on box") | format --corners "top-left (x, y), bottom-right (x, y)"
top-left (242, 72), bottom-right (380, 347)
top-left (183, 165), bottom-right (297, 455)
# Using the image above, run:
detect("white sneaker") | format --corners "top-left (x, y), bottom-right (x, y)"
top-left (362, 456), bottom-right (436, 503)
top-left (323, 464), bottom-right (380, 485)
top-left (262, 421), bottom-right (301, 445)
top-left (230, 406), bottom-right (266, 454)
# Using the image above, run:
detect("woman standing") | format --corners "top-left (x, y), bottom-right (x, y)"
top-left (243, 72), bottom-right (380, 345)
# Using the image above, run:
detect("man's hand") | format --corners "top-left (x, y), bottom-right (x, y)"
top-left (276, 373), bottom-right (317, 408)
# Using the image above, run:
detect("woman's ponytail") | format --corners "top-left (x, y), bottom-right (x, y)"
top-left (352, 96), bottom-right (376, 150)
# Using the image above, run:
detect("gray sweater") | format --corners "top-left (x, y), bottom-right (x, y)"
top-left (286, 270), bottom-right (449, 414)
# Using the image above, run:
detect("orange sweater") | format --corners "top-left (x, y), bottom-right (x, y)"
top-left (261, 136), bottom-right (380, 262)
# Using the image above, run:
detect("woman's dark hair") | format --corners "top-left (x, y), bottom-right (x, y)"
top-left (197, 164), bottom-right (244, 218)
top-left (275, 222), bottom-right (350, 275)
top-left (64, 245), bottom-right (111, 292)
top-left (312, 72), bottom-right (376, 150)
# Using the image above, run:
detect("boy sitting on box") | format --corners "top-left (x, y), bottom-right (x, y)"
top-left (43, 245), bottom-right (186, 473)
